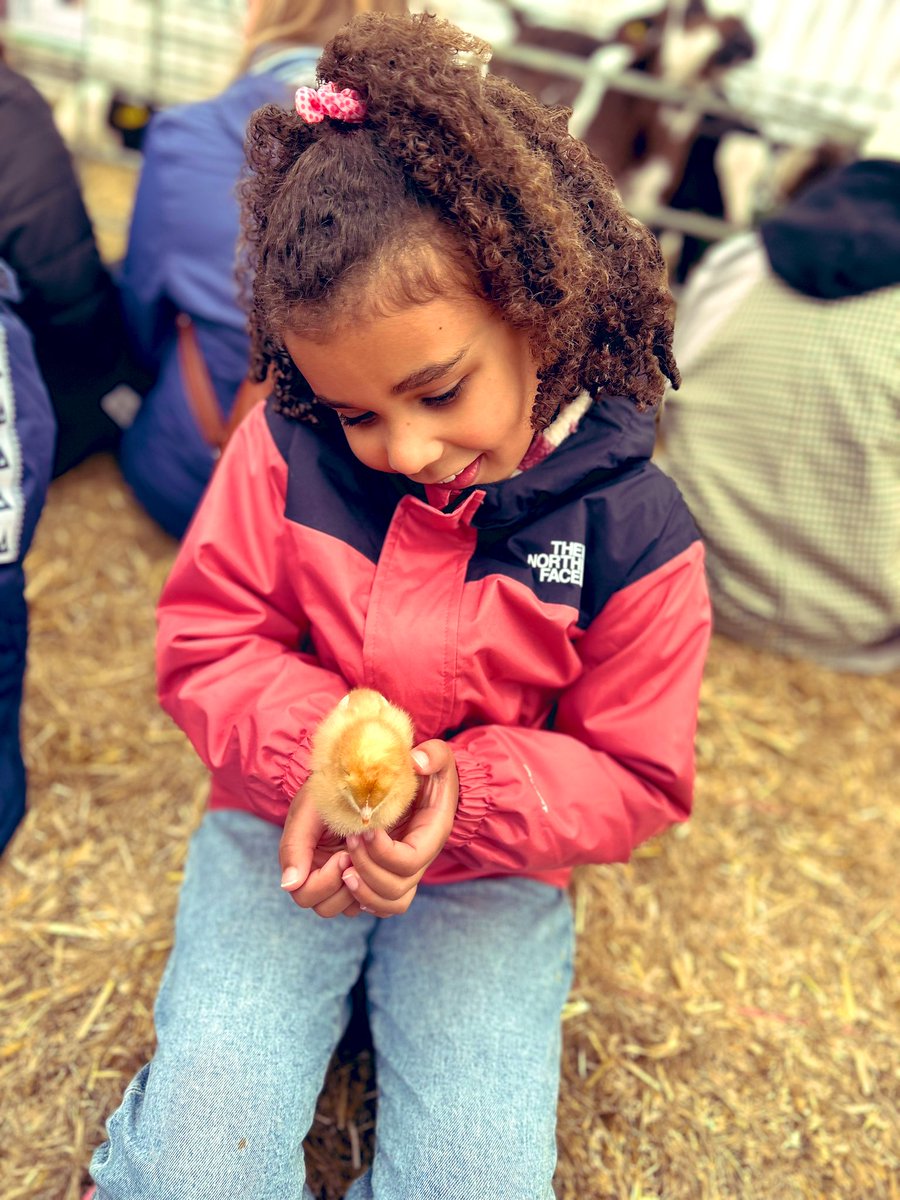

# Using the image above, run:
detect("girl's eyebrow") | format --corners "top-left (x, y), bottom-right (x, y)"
top-left (313, 394), bottom-right (356, 411)
top-left (391, 345), bottom-right (470, 394)
top-left (313, 345), bottom-right (471, 410)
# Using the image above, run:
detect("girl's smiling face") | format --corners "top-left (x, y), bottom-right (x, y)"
top-left (283, 289), bottom-right (540, 489)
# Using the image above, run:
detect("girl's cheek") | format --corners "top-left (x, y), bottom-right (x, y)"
top-left (343, 432), bottom-right (386, 473)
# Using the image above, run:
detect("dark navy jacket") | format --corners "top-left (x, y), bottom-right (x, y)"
top-left (0, 63), bottom-right (138, 475)
top-left (0, 262), bottom-right (55, 852)
top-left (118, 50), bottom-right (319, 538)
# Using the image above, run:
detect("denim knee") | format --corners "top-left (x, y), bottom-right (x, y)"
top-left (90, 1042), bottom-right (314, 1200)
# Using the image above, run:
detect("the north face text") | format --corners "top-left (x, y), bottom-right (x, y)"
top-left (527, 540), bottom-right (585, 586)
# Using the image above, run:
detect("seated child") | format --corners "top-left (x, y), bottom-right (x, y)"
top-left (89, 13), bottom-right (711, 1198)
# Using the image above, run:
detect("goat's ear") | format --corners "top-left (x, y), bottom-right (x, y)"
top-left (714, 18), bottom-right (755, 66)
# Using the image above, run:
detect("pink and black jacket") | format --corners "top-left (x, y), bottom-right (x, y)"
top-left (157, 394), bottom-right (711, 888)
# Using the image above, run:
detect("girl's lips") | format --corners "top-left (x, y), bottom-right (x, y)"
top-left (422, 455), bottom-right (484, 509)
top-left (440, 456), bottom-right (482, 489)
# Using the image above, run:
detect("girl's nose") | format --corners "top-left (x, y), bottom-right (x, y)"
top-left (384, 423), bottom-right (442, 477)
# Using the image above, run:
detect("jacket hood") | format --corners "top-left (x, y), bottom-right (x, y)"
top-left (759, 160), bottom-right (900, 299)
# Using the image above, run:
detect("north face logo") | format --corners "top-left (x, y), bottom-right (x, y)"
top-left (527, 540), bottom-right (585, 586)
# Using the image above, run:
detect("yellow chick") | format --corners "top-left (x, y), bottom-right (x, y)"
top-left (307, 689), bottom-right (419, 838)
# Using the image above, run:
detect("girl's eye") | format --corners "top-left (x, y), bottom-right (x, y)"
top-left (337, 382), bottom-right (463, 428)
top-left (422, 382), bottom-right (462, 408)
top-left (338, 411), bottom-right (376, 428)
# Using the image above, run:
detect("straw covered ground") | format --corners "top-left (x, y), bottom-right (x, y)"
top-left (1, 163), bottom-right (898, 1200)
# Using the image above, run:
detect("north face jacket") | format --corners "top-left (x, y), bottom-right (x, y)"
top-left (157, 395), bottom-right (711, 888)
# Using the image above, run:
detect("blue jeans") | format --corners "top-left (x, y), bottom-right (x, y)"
top-left (90, 810), bottom-right (574, 1199)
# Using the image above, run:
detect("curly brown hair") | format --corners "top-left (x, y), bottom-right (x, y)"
top-left (241, 11), bottom-right (679, 429)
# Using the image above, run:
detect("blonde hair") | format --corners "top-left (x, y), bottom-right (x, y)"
top-left (239, 0), bottom-right (406, 73)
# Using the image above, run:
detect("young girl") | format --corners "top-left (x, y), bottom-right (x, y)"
top-left (89, 13), bottom-right (710, 1199)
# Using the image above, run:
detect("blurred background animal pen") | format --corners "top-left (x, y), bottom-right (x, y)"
top-left (5, 0), bottom-right (897, 269)
top-left (0, 1), bottom-right (897, 1198)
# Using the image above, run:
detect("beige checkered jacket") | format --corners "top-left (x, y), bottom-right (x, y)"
top-left (658, 235), bottom-right (899, 673)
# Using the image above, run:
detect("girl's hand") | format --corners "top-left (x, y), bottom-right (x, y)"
top-left (341, 739), bottom-right (459, 917)
top-left (279, 784), bottom-right (361, 918)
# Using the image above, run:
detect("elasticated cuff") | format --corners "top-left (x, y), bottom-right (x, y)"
top-left (276, 730), bottom-right (314, 802)
top-left (445, 746), bottom-right (495, 848)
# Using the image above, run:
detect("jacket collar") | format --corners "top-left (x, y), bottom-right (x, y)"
top-left (400, 395), bottom-right (657, 531)
top-left (247, 44), bottom-right (320, 80)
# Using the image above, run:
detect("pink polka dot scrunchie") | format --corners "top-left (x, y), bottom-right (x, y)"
top-left (294, 81), bottom-right (367, 125)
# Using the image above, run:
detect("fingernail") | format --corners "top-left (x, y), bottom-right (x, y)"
top-left (337, 852), bottom-right (352, 871)
top-left (342, 870), bottom-right (359, 893)
top-left (360, 906), bottom-right (372, 914)
top-left (362, 830), bottom-right (375, 842)
top-left (346, 834), bottom-right (359, 850)
top-left (280, 867), bottom-right (301, 890)
top-left (411, 749), bottom-right (429, 770)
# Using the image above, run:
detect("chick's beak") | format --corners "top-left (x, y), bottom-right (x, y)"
top-left (360, 804), bottom-right (372, 825)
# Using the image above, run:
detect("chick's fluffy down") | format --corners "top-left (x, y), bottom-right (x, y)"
top-left (307, 689), bottom-right (418, 837)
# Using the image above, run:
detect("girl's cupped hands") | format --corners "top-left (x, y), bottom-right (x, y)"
top-left (279, 739), bottom-right (459, 918)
